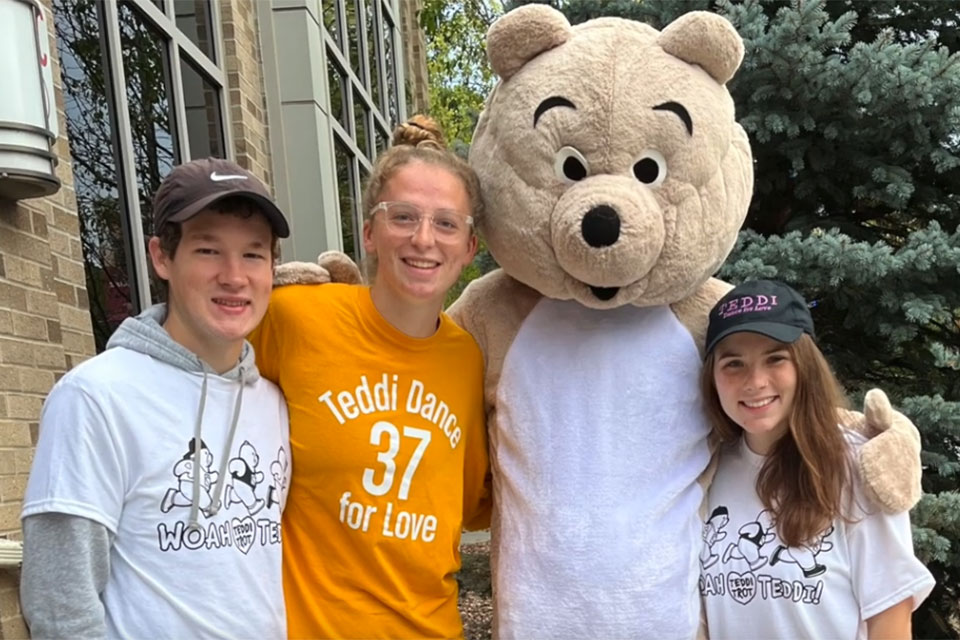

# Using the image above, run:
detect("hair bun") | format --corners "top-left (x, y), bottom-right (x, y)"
top-left (391, 115), bottom-right (446, 150)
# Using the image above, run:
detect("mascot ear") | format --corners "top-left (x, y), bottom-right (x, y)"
top-left (487, 4), bottom-right (573, 80)
top-left (658, 11), bottom-right (744, 85)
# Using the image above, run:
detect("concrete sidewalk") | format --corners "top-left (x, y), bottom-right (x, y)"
top-left (461, 530), bottom-right (490, 545)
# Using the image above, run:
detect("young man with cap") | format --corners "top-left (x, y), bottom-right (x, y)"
top-left (20, 158), bottom-right (292, 638)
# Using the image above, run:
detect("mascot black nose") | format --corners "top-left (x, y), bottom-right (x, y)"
top-left (581, 205), bottom-right (621, 248)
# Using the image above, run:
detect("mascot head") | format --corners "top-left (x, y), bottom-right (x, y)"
top-left (470, 6), bottom-right (754, 308)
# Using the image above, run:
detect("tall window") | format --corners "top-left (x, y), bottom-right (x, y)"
top-left (54, 0), bottom-right (227, 351)
top-left (323, 0), bottom-right (403, 262)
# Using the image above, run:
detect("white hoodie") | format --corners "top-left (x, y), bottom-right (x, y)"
top-left (21, 305), bottom-right (290, 639)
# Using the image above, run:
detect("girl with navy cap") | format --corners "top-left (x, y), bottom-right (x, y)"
top-left (699, 280), bottom-right (933, 639)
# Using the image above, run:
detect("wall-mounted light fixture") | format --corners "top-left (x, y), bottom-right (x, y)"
top-left (0, 0), bottom-right (60, 200)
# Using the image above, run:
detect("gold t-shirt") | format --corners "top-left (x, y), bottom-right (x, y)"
top-left (250, 284), bottom-right (490, 639)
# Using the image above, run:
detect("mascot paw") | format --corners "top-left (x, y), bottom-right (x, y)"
top-left (317, 251), bottom-right (363, 285)
top-left (273, 261), bottom-right (331, 287)
top-left (856, 389), bottom-right (923, 514)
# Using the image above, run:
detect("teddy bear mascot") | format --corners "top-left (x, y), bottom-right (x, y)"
top-left (441, 5), bottom-right (922, 638)
top-left (275, 6), bottom-right (922, 638)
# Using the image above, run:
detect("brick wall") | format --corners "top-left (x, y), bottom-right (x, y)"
top-left (221, 0), bottom-right (274, 185)
top-left (0, 0), bottom-right (96, 636)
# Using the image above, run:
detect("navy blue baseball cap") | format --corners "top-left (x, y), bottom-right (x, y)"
top-left (153, 157), bottom-right (290, 237)
top-left (705, 280), bottom-right (815, 356)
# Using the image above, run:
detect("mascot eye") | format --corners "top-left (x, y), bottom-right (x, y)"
top-left (554, 146), bottom-right (589, 183)
top-left (632, 150), bottom-right (667, 187)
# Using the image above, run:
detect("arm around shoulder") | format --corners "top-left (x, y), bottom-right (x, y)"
top-left (668, 277), bottom-right (733, 356)
top-left (461, 403), bottom-right (492, 532)
top-left (842, 389), bottom-right (922, 514)
top-left (21, 513), bottom-right (111, 639)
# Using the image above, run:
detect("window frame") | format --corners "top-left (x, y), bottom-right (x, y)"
top-left (320, 0), bottom-right (406, 263)
top-left (99, 0), bottom-right (232, 312)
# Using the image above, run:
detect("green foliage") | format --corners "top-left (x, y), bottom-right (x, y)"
top-left (420, 0), bottom-right (502, 146)
top-left (912, 487), bottom-right (960, 635)
top-left (444, 239), bottom-right (500, 309)
top-left (420, 0), bottom-right (504, 303)
top-left (721, 224), bottom-right (960, 400)
top-left (724, 0), bottom-right (960, 240)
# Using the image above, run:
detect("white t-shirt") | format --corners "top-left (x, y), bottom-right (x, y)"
top-left (23, 346), bottom-right (290, 639)
top-left (701, 432), bottom-right (934, 640)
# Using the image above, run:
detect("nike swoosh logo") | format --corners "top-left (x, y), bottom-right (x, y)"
top-left (210, 172), bottom-right (249, 182)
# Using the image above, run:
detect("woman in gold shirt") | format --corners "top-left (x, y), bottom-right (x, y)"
top-left (250, 116), bottom-right (491, 639)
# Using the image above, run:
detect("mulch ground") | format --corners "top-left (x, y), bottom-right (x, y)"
top-left (457, 541), bottom-right (492, 640)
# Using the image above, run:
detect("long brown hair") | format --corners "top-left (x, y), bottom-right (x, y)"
top-left (701, 334), bottom-right (851, 547)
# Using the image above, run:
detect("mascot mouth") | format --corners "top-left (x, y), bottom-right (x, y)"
top-left (589, 286), bottom-right (620, 301)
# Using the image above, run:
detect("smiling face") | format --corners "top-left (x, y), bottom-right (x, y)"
top-left (712, 332), bottom-right (798, 455)
top-left (148, 208), bottom-right (274, 372)
top-left (362, 161), bottom-right (477, 311)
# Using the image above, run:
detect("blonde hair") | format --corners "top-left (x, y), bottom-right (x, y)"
top-left (701, 334), bottom-right (853, 547)
top-left (361, 115), bottom-right (483, 278)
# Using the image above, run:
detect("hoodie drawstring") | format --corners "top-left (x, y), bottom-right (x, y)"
top-left (207, 368), bottom-right (245, 519)
top-left (187, 367), bottom-right (246, 531)
top-left (187, 368), bottom-right (210, 531)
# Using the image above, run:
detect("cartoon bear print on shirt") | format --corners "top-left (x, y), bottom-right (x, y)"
top-left (769, 526), bottom-right (835, 578)
top-left (224, 441), bottom-right (266, 516)
top-left (160, 439), bottom-right (221, 518)
top-left (706, 506), bottom-right (836, 577)
top-left (266, 447), bottom-right (288, 510)
top-left (720, 509), bottom-right (778, 571)
top-left (701, 505), bottom-right (837, 608)
top-left (700, 506), bottom-right (730, 570)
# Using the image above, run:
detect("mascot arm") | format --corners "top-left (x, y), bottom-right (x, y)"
top-left (448, 273), bottom-right (498, 413)
top-left (669, 278), bottom-right (733, 508)
top-left (841, 389), bottom-right (923, 514)
top-left (272, 251), bottom-right (363, 287)
top-left (449, 272), bottom-right (542, 534)
top-left (669, 277), bottom-right (734, 359)
top-left (449, 270), bottom-right (543, 414)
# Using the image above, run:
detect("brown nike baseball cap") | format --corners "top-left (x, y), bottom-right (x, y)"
top-left (152, 157), bottom-right (290, 237)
